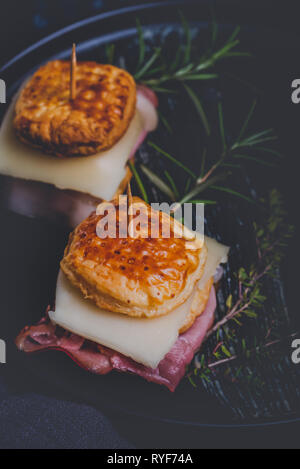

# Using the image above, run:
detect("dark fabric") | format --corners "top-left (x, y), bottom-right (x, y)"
top-left (0, 380), bottom-right (133, 449)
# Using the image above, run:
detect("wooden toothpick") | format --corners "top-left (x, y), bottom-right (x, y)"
top-left (70, 43), bottom-right (77, 101)
top-left (127, 183), bottom-right (133, 237)
top-left (127, 182), bottom-right (133, 208)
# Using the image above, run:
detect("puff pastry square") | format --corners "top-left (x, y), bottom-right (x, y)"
top-left (14, 61), bottom-right (136, 157)
top-left (61, 197), bottom-right (207, 318)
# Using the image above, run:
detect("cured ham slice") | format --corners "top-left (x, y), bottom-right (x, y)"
top-left (15, 288), bottom-right (216, 392)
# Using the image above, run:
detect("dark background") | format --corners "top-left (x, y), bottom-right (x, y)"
top-left (1, 0), bottom-right (300, 449)
top-left (1, 0), bottom-right (299, 69)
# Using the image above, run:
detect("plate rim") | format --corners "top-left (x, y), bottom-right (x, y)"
top-left (0, 0), bottom-right (195, 73)
top-left (1, 0), bottom-right (299, 429)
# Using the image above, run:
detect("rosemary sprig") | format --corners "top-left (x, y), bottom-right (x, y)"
top-left (157, 110), bottom-right (173, 134)
top-left (128, 160), bottom-right (149, 204)
top-left (206, 191), bottom-right (293, 339)
top-left (140, 164), bottom-right (176, 201)
top-left (133, 14), bottom-right (250, 131)
top-left (183, 101), bottom-right (278, 203)
top-left (148, 141), bottom-right (197, 179)
top-left (135, 47), bottom-right (162, 81)
top-left (209, 185), bottom-right (255, 203)
top-left (164, 170), bottom-right (180, 200)
top-left (137, 100), bottom-right (278, 206)
top-left (183, 83), bottom-right (211, 135)
top-left (186, 189), bottom-right (294, 385)
top-left (199, 331), bottom-right (300, 372)
top-left (136, 18), bottom-right (145, 69)
top-left (105, 43), bottom-right (115, 65)
top-left (105, 13), bottom-right (251, 135)
top-left (134, 21), bottom-right (247, 89)
top-left (189, 331), bottom-right (298, 388)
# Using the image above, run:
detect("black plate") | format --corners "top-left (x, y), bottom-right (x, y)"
top-left (1, 0), bottom-right (300, 427)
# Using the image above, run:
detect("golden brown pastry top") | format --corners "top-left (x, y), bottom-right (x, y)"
top-left (61, 197), bottom-right (207, 318)
top-left (14, 60), bottom-right (136, 157)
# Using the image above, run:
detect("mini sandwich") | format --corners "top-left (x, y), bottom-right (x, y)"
top-left (16, 196), bottom-right (229, 392)
top-left (0, 49), bottom-right (158, 226)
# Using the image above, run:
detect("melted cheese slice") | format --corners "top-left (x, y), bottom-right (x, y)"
top-left (199, 237), bottom-right (229, 289)
top-left (0, 94), bottom-right (143, 200)
top-left (49, 237), bottom-right (229, 368)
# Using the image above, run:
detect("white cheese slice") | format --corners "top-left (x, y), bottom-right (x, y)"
top-left (0, 93), bottom-right (143, 200)
top-left (49, 237), bottom-right (229, 369)
top-left (199, 237), bottom-right (230, 289)
top-left (50, 270), bottom-right (196, 369)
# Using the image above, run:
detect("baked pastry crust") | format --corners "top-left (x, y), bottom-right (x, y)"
top-left (13, 60), bottom-right (136, 157)
top-left (61, 197), bottom-right (207, 318)
top-left (179, 276), bottom-right (214, 333)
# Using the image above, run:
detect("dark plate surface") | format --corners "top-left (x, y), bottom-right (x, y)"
top-left (0, 1), bottom-right (299, 427)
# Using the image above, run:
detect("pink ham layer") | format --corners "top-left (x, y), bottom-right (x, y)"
top-left (15, 287), bottom-right (216, 392)
top-left (1, 86), bottom-right (157, 228)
